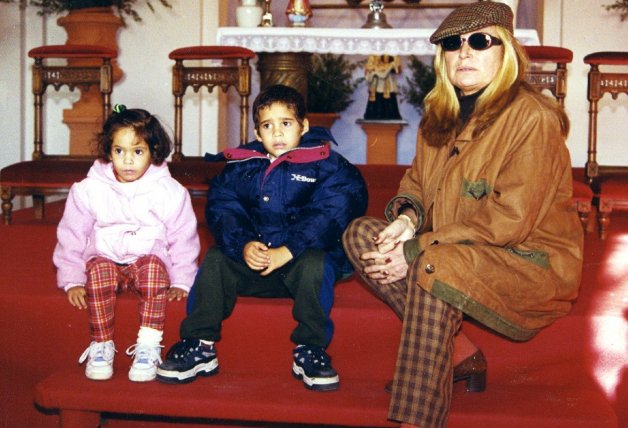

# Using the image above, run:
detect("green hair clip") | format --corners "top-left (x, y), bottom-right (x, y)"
top-left (113, 104), bottom-right (127, 114)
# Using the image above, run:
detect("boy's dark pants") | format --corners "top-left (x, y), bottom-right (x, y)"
top-left (180, 248), bottom-right (337, 348)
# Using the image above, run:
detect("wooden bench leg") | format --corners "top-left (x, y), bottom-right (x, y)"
top-left (33, 194), bottom-right (45, 220)
top-left (597, 198), bottom-right (613, 240)
top-left (60, 409), bottom-right (100, 428)
top-left (576, 200), bottom-right (592, 232)
top-left (1, 187), bottom-right (13, 225)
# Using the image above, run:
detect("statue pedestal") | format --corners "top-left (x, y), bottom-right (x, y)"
top-left (357, 119), bottom-right (407, 164)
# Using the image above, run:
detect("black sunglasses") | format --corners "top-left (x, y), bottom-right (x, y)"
top-left (440, 32), bottom-right (503, 52)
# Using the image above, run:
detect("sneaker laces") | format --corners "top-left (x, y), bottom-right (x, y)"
top-left (165, 339), bottom-right (212, 362)
top-left (294, 345), bottom-right (331, 369)
top-left (126, 343), bottom-right (163, 365)
top-left (79, 341), bottom-right (116, 365)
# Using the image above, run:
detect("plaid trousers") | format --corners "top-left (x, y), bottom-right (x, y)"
top-left (85, 255), bottom-right (170, 342)
top-left (342, 217), bottom-right (462, 428)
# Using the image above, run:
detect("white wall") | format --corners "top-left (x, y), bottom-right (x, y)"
top-left (542, 0), bottom-right (628, 171)
top-left (0, 0), bottom-right (220, 168)
top-left (1, 0), bottom-right (626, 172)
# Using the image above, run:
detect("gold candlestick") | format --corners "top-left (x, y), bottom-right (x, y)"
top-left (261, 0), bottom-right (274, 27)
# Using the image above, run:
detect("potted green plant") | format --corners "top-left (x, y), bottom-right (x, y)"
top-left (0, 0), bottom-right (172, 24)
top-left (400, 55), bottom-right (436, 114)
top-left (307, 53), bottom-right (364, 128)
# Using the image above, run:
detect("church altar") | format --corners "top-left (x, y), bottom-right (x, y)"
top-left (217, 26), bottom-right (539, 98)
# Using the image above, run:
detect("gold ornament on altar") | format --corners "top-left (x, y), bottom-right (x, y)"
top-left (286, 0), bottom-right (313, 27)
top-left (261, 0), bottom-right (274, 27)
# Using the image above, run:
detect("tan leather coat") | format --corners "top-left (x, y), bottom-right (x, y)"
top-left (386, 88), bottom-right (583, 341)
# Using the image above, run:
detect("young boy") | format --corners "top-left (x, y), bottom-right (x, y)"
top-left (156, 85), bottom-right (367, 391)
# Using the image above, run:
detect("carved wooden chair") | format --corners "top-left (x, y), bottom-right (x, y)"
top-left (584, 51), bottom-right (628, 238)
top-left (524, 45), bottom-right (572, 107)
top-left (0, 44), bottom-right (117, 224)
top-left (523, 45), bottom-right (593, 230)
top-left (168, 46), bottom-right (256, 161)
top-left (29, 44), bottom-right (116, 160)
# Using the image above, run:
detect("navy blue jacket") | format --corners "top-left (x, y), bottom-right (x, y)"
top-left (204, 127), bottom-right (368, 275)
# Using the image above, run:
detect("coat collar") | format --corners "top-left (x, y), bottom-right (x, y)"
top-left (204, 126), bottom-right (337, 164)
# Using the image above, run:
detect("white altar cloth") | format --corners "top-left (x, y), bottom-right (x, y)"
top-left (216, 27), bottom-right (540, 56)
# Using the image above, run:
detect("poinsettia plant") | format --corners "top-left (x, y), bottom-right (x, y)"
top-left (0, 0), bottom-right (172, 23)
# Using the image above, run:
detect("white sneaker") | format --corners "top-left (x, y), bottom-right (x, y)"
top-left (79, 340), bottom-right (116, 380)
top-left (126, 343), bottom-right (163, 382)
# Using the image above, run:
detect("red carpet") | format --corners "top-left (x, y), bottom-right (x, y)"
top-left (1, 196), bottom-right (626, 427)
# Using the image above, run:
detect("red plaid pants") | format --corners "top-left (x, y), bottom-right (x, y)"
top-left (85, 255), bottom-right (170, 342)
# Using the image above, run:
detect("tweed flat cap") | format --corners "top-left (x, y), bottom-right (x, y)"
top-left (430, 1), bottom-right (514, 44)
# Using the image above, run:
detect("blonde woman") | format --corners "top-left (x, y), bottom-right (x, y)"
top-left (343, 2), bottom-right (583, 427)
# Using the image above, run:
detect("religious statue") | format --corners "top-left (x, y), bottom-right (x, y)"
top-left (363, 54), bottom-right (403, 120)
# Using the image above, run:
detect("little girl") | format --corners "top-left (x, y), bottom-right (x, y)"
top-left (53, 105), bottom-right (200, 382)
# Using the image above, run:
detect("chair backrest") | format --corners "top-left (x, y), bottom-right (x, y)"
top-left (583, 51), bottom-right (628, 184)
top-left (28, 44), bottom-right (117, 160)
top-left (523, 45), bottom-right (573, 107)
top-left (168, 45), bottom-right (256, 161)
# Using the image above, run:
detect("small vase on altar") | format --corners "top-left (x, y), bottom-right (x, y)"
top-left (286, 0), bottom-right (313, 27)
top-left (237, 0), bottom-right (263, 27)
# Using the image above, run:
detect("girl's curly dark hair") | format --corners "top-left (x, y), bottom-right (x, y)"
top-left (96, 106), bottom-right (172, 164)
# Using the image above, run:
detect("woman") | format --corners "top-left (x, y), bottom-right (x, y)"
top-left (342, 2), bottom-right (583, 428)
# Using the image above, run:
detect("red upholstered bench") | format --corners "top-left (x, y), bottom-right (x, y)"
top-left (1, 162), bottom-right (592, 232)
top-left (597, 172), bottom-right (628, 236)
top-left (0, 159), bottom-right (92, 224)
top-left (0, 162), bottom-right (407, 224)
top-left (0, 159), bottom-right (224, 224)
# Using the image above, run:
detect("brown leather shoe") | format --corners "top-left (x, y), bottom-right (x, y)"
top-left (453, 349), bottom-right (487, 392)
top-left (384, 349), bottom-right (487, 394)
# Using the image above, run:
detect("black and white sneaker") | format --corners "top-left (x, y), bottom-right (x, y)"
top-left (156, 339), bottom-right (219, 384)
top-left (292, 345), bottom-right (340, 391)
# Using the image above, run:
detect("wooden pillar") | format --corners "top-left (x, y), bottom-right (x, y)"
top-left (357, 119), bottom-right (407, 164)
top-left (257, 52), bottom-right (312, 103)
top-left (57, 8), bottom-right (123, 156)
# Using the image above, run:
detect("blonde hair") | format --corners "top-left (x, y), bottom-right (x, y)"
top-left (420, 27), bottom-right (567, 144)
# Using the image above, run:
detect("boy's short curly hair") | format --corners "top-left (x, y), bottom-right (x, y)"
top-left (96, 108), bottom-right (172, 164)
top-left (252, 85), bottom-right (307, 130)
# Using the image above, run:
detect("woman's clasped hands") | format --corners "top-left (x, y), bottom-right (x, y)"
top-left (360, 216), bottom-right (415, 285)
